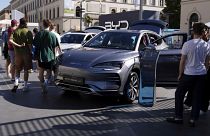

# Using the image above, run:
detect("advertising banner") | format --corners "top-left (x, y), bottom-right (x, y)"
top-left (64, 0), bottom-right (76, 16)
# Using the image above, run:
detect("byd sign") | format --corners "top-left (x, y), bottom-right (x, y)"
top-left (104, 20), bottom-right (129, 30)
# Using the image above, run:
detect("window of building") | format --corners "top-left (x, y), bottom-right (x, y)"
top-left (40, 12), bottom-right (42, 21)
top-left (57, 24), bottom-right (59, 34)
top-left (120, 8), bottom-right (127, 12)
top-left (122, 0), bottom-right (127, 3)
top-left (46, 10), bottom-right (48, 19)
top-left (150, 0), bottom-right (155, 5)
top-left (57, 7), bottom-right (59, 18)
top-left (53, 8), bottom-right (55, 18)
top-left (189, 13), bottom-right (199, 35)
top-left (111, 8), bottom-right (116, 14)
top-left (49, 9), bottom-right (51, 19)
top-left (160, 0), bottom-right (164, 6)
top-left (143, 0), bottom-right (147, 5)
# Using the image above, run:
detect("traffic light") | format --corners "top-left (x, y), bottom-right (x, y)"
top-left (76, 6), bottom-right (81, 17)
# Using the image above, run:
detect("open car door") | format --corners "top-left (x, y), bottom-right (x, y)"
top-left (154, 33), bottom-right (188, 85)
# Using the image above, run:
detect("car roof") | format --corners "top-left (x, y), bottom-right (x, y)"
top-left (61, 32), bottom-right (95, 36)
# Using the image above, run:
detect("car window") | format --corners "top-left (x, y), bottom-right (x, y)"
top-left (163, 35), bottom-right (184, 49)
top-left (147, 33), bottom-right (162, 45)
top-left (84, 32), bottom-right (139, 50)
top-left (61, 34), bottom-right (85, 44)
top-left (139, 34), bottom-right (149, 51)
top-left (85, 35), bottom-right (92, 41)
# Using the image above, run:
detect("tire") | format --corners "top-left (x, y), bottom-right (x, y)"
top-left (123, 71), bottom-right (140, 103)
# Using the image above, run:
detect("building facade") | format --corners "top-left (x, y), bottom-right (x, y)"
top-left (0, 6), bottom-right (11, 20)
top-left (180, 0), bottom-right (210, 34)
top-left (10, 0), bottom-right (165, 33)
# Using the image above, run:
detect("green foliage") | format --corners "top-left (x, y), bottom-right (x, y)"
top-left (162, 0), bottom-right (181, 29)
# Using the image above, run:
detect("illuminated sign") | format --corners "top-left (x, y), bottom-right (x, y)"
top-left (104, 20), bottom-right (129, 30)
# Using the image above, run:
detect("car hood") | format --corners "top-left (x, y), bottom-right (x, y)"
top-left (61, 47), bottom-right (138, 67)
top-left (60, 43), bottom-right (82, 50)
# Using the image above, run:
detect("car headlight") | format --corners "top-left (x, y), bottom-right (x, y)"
top-left (93, 61), bottom-right (124, 70)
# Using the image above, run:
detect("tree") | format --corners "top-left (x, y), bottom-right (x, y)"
top-left (162, 0), bottom-right (181, 29)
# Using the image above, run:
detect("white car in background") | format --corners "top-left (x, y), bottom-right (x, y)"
top-left (60, 32), bottom-right (96, 51)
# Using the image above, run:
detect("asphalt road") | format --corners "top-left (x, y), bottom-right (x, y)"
top-left (0, 57), bottom-right (209, 136)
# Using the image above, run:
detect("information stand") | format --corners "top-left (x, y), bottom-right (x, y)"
top-left (138, 48), bottom-right (159, 107)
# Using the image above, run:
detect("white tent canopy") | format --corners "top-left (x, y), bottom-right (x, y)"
top-left (0, 19), bottom-right (12, 25)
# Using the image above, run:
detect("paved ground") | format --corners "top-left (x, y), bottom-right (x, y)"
top-left (0, 57), bottom-right (209, 136)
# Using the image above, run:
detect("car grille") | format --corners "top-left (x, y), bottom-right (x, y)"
top-left (55, 73), bottom-right (121, 91)
top-left (100, 73), bottom-right (121, 86)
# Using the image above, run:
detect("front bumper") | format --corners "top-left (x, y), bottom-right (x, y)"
top-left (55, 65), bottom-right (125, 95)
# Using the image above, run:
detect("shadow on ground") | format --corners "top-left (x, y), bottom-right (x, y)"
top-left (0, 100), bottom-right (209, 136)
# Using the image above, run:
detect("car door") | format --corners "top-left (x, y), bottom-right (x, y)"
top-left (154, 33), bottom-right (188, 85)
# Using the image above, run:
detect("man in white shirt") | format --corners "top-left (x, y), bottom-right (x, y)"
top-left (167, 22), bottom-right (210, 127)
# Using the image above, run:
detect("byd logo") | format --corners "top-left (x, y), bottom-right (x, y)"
top-left (104, 20), bottom-right (129, 30)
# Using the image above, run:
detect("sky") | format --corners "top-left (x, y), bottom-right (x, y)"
top-left (0, 0), bottom-right (10, 11)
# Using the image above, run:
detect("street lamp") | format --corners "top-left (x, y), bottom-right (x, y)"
top-left (139, 0), bottom-right (143, 20)
top-left (77, 0), bottom-right (85, 31)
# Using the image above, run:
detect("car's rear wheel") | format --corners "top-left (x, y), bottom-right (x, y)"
top-left (123, 71), bottom-right (140, 103)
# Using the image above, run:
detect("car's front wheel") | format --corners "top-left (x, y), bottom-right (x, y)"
top-left (123, 71), bottom-right (140, 103)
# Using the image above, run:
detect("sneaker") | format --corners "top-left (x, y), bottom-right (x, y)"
top-left (200, 110), bottom-right (207, 115)
top-left (188, 119), bottom-right (195, 127)
top-left (41, 83), bottom-right (48, 94)
top-left (8, 73), bottom-right (12, 79)
top-left (22, 86), bottom-right (29, 92)
top-left (11, 79), bottom-right (15, 82)
top-left (166, 117), bottom-right (183, 124)
top-left (184, 104), bottom-right (191, 110)
top-left (28, 69), bottom-right (34, 73)
top-left (11, 85), bottom-right (19, 93)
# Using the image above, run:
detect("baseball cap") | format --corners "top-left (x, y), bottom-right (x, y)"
top-left (11, 19), bottom-right (18, 26)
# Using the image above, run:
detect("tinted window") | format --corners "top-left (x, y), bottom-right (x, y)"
top-left (61, 34), bottom-right (85, 44)
top-left (139, 34), bottom-right (149, 51)
top-left (147, 33), bottom-right (161, 45)
top-left (164, 35), bottom-right (184, 49)
top-left (84, 31), bottom-right (139, 50)
top-left (85, 35), bottom-right (92, 41)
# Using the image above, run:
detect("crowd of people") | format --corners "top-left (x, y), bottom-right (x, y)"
top-left (2, 18), bottom-right (62, 93)
top-left (1, 18), bottom-right (210, 127)
top-left (167, 22), bottom-right (210, 127)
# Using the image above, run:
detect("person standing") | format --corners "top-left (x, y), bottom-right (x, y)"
top-left (201, 25), bottom-right (210, 112)
top-left (2, 28), bottom-right (10, 77)
top-left (49, 23), bottom-right (62, 82)
top-left (9, 18), bottom-right (33, 92)
top-left (8, 19), bottom-right (18, 81)
top-left (33, 19), bottom-right (58, 93)
top-left (166, 22), bottom-right (210, 127)
top-left (31, 27), bottom-right (39, 72)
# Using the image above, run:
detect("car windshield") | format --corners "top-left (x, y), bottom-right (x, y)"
top-left (61, 34), bottom-right (85, 44)
top-left (84, 31), bottom-right (139, 50)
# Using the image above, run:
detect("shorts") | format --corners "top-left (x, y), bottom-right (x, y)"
top-left (38, 60), bottom-right (55, 70)
top-left (8, 50), bottom-right (15, 65)
top-left (15, 52), bottom-right (32, 71)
